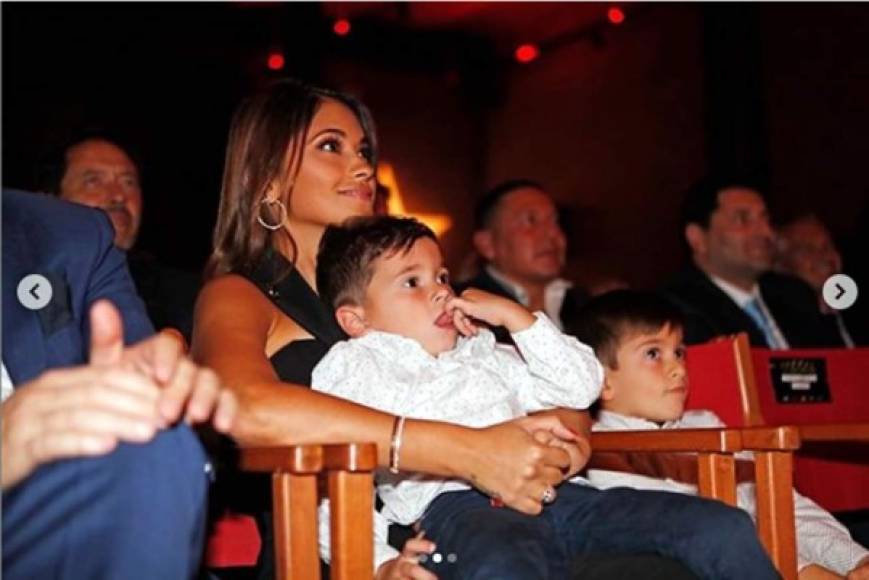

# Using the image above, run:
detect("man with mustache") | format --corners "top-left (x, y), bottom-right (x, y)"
top-left (58, 136), bottom-right (143, 251)
top-left (46, 132), bottom-right (199, 343)
top-left (457, 179), bottom-right (590, 343)
top-left (661, 177), bottom-right (839, 348)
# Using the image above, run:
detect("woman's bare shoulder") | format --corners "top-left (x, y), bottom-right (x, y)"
top-left (195, 274), bottom-right (274, 335)
top-left (195, 273), bottom-right (310, 354)
top-left (199, 273), bottom-right (267, 303)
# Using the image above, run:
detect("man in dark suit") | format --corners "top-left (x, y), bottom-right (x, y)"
top-left (661, 177), bottom-right (840, 348)
top-left (2, 189), bottom-right (235, 579)
top-left (456, 179), bottom-right (589, 342)
top-left (39, 131), bottom-right (200, 343)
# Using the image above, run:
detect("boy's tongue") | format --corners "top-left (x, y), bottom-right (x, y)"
top-left (435, 312), bottom-right (453, 328)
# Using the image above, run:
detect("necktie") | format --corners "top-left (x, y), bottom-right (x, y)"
top-left (743, 298), bottom-right (780, 348)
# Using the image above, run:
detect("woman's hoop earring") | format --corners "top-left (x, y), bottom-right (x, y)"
top-left (256, 198), bottom-right (287, 231)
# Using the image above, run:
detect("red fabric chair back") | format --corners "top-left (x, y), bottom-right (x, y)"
top-left (750, 347), bottom-right (869, 425)
top-left (750, 346), bottom-right (869, 512)
top-left (686, 336), bottom-right (869, 512)
top-left (685, 338), bottom-right (752, 427)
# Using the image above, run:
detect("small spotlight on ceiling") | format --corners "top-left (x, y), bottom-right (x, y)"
top-left (333, 19), bottom-right (351, 36)
top-left (267, 52), bottom-right (285, 71)
top-left (608, 7), bottom-right (625, 25)
top-left (515, 43), bottom-right (540, 64)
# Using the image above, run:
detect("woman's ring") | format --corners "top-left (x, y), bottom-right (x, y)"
top-left (541, 486), bottom-right (556, 504)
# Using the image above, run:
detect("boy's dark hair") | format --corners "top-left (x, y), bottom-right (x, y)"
top-left (474, 178), bottom-right (544, 230)
top-left (569, 289), bottom-right (685, 369)
top-left (317, 215), bottom-right (438, 309)
top-left (680, 174), bottom-right (768, 232)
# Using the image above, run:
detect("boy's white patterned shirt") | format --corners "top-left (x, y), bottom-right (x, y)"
top-left (312, 312), bottom-right (603, 569)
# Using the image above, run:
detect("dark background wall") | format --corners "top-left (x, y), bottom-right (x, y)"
top-left (484, 4), bottom-right (707, 289)
top-left (4, 3), bottom-right (868, 292)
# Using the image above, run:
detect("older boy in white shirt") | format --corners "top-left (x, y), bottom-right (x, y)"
top-left (570, 289), bottom-right (869, 580)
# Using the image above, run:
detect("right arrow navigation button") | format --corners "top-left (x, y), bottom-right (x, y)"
top-left (823, 274), bottom-right (858, 310)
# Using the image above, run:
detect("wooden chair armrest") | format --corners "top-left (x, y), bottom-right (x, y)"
top-left (795, 422), bottom-right (869, 442)
top-left (739, 425), bottom-right (801, 450)
top-left (591, 428), bottom-right (743, 504)
top-left (323, 442), bottom-right (378, 471)
top-left (591, 427), bottom-right (742, 452)
top-left (240, 444), bottom-right (325, 474)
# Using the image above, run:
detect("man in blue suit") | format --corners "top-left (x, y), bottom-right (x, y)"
top-left (2, 189), bottom-right (235, 579)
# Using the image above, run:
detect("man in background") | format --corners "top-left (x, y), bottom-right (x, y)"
top-left (660, 177), bottom-right (839, 348)
top-left (40, 131), bottom-right (200, 343)
top-left (457, 179), bottom-right (589, 342)
top-left (775, 213), bottom-right (865, 346)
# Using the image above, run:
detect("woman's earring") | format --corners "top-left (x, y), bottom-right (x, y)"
top-left (256, 198), bottom-right (288, 231)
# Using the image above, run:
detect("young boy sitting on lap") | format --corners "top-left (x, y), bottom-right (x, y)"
top-left (313, 215), bottom-right (779, 580)
top-left (570, 289), bottom-right (869, 580)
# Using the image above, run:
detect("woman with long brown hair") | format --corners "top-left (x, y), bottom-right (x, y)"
top-left (193, 78), bottom-right (584, 579)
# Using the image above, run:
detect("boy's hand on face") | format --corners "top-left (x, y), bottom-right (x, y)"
top-left (446, 288), bottom-right (536, 335)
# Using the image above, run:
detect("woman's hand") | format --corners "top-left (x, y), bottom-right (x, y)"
top-left (465, 415), bottom-right (576, 514)
top-left (375, 533), bottom-right (437, 580)
top-left (526, 408), bottom-right (592, 478)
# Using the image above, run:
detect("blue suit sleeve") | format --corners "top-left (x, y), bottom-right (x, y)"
top-left (80, 210), bottom-right (154, 346)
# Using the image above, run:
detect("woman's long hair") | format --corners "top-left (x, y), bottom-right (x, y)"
top-left (205, 78), bottom-right (378, 280)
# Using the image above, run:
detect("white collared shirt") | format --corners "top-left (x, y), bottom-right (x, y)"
top-left (588, 409), bottom-right (869, 574)
top-left (485, 266), bottom-right (573, 330)
top-left (709, 275), bottom-right (790, 349)
top-left (312, 313), bottom-right (604, 569)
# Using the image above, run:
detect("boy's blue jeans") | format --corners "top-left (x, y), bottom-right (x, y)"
top-left (419, 483), bottom-right (780, 580)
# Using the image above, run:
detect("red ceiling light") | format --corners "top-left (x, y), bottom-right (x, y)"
top-left (608, 7), bottom-right (626, 25)
top-left (267, 52), bottom-right (285, 71)
top-left (514, 43), bottom-right (540, 64)
top-left (333, 19), bottom-right (351, 36)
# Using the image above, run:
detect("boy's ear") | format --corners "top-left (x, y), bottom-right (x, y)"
top-left (599, 372), bottom-right (617, 402)
top-left (334, 304), bottom-right (369, 338)
top-left (472, 230), bottom-right (496, 262)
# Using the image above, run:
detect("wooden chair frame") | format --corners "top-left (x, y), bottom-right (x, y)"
top-left (591, 425), bottom-right (801, 579)
top-left (228, 429), bottom-right (801, 579)
top-left (677, 332), bottom-right (869, 577)
top-left (240, 442), bottom-right (377, 580)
